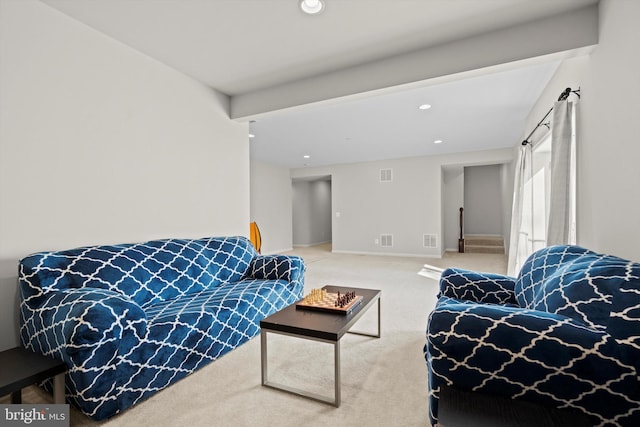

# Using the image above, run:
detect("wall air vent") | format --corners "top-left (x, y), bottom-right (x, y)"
top-left (380, 168), bottom-right (393, 182)
top-left (423, 234), bottom-right (438, 248)
top-left (380, 234), bottom-right (393, 247)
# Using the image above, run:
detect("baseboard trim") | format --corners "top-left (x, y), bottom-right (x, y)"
top-left (292, 241), bottom-right (331, 248)
top-left (331, 249), bottom-right (441, 259)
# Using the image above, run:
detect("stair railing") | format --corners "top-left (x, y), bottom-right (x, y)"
top-left (458, 207), bottom-right (465, 253)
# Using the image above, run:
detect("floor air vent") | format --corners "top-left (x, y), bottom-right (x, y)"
top-left (423, 234), bottom-right (437, 248)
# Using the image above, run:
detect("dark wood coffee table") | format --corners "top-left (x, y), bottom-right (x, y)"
top-left (260, 285), bottom-right (381, 407)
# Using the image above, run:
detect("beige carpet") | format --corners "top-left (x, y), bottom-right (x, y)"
top-left (3, 246), bottom-right (506, 427)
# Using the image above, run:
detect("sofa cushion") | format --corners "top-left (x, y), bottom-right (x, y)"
top-left (117, 277), bottom-right (302, 406)
top-left (21, 236), bottom-right (256, 308)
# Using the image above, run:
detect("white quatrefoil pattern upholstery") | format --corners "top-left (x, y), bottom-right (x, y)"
top-left (19, 236), bottom-right (305, 420)
top-left (425, 245), bottom-right (640, 427)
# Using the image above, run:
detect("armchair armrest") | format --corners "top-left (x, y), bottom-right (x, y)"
top-left (248, 255), bottom-right (305, 283)
top-left (20, 288), bottom-right (147, 366)
top-left (439, 267), bottom-right (517, 305)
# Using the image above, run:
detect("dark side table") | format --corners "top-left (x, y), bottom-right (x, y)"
top-left (0, 347), bottom-right (66, 404)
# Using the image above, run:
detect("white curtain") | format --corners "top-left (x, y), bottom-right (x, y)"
top-left (507, 143), bottom-right (533, 276)
top-left (546, 101), bottom-right (577, 246)
top-left (507, 100), bottom-right (577, 276)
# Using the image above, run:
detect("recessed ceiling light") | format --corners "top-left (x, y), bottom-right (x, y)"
top-left (434, 139), bottom-right (443, 144)
top-left (249, 134), bottom-right (255, 138)
top-left (419, 104), bottom-right (432, 110)
top-left (300, 0), bottom-right (324, 15)
top-left (303, 155), bottom-right (311, 159)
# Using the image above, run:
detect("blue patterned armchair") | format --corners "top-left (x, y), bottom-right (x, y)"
top-left (425, 245), bottom-right (640, 427)
top-left (19, 236), bottom-right (305, 420)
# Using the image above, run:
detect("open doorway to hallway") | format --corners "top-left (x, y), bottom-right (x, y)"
top-left (292, 176), bottom-right (332, 248)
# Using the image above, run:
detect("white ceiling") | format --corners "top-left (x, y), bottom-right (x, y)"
top-left (250, 61), bottom-right (559, 167)
top-left (41, 0), bottom-right (596, 168)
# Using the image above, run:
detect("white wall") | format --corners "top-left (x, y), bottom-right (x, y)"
top-left (524, 0), bottom-right (640, 262)
top-left (330, 156), bottom-right (439, 257)
top-left (578, 0), bottom-right (640, 261)
top-left (291, 148), bottom-right (513, 257)
top-left (0, 1), bottom-right (249, 350)
top-left (250, 160), bottom-right (293, 253)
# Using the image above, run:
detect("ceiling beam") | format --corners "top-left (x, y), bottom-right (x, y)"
top-left (231, 4), bottom-right (598, 121)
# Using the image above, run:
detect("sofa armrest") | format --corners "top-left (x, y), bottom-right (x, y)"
top-left (21, 288), bottom-right (147, 367)
top-left (248, 255), bottom-right (305, 283)
top-left (439, 267), bottom-right (517, 305)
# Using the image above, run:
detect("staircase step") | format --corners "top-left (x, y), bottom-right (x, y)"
top-left (464, 244), bottom-right (505, 254)
top-left (464, 235), bottom-right (504, 246)
top-left (462, 235), bottom-right (504, 254)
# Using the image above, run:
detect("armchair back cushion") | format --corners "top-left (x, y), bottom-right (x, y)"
top-left (515, 245), bottom-right (634, 331)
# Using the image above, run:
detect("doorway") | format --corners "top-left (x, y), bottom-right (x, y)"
top-left (292, 176), bottom-right (332, 247)
top-left (442, 163), bottom-right (513, 254)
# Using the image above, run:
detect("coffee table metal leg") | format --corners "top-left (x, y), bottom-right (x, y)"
top-left (261, 330), bottom-right (268, 386)
top-left (261, 329), bottom-right (340, 406)
top-left (377, 297), bottom-right (381, 337)
top-left (334, 340), bottom-right (341, 407)
top-left (53, 372), bottom-right (65, 404)
top-left (347, 297), bottom-right (381, 338)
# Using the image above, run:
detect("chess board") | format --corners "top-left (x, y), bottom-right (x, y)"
top-left (296, 290), bottom-right (363, 315)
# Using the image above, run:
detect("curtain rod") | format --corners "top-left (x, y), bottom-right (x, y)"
top-left (521, 87), bottom-right (580, 146)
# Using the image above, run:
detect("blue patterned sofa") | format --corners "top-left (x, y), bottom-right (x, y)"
top-left (19, 236), bottom-right (305, 420)
top-left (425, 245), bottom-right (640, 427)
